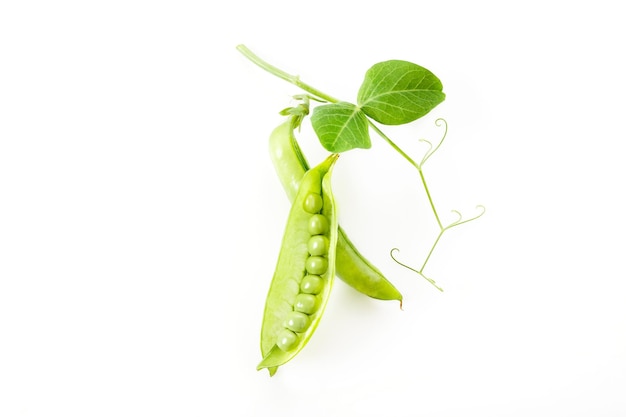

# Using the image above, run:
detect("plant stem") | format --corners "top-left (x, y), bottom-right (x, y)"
top-left (236, 45), bottom-right (339, 104)
top-left (237, 44), bottom-right (481, 289)
top-left (420, 229), bottom-right (444, 273)
top-left (368, 121), bottom-right (444, 230)
top-left (418, 168), bottom-right (443, 230)
top-left (366, 121), bottom-right (419, 167)
top-left (237, 45), bottom-right (427, 199)
top-left (370, 120), bottom-right (450, 279)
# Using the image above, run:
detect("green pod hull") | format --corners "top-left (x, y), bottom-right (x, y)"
top-left (259, 155), bottom-right (339, 375)
top-left (269, 118), bottom-right (402, 303)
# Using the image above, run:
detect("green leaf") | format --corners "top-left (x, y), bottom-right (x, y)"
top-left (357, 60), bottom-right (445, 125)
top-left (310, 102), bottom-right (371, 153)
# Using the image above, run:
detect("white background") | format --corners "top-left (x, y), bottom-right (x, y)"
top-left (1, 1), bottom-right (625, 416)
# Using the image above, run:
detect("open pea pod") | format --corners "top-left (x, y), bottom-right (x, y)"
top-left (269, 116), bottom-right (402, 303)
top-left (258, 154), bottom-right (339, 375)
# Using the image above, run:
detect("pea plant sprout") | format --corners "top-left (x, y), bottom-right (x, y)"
top-left (237, 44), bottom-right (484, 292)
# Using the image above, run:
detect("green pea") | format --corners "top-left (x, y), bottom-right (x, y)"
top-left (283, 311), bottom-right (310, 333)
top-left (307, 235), bottom-right (329, 256)
top-left (300, 275), bottom-right (323, 294)
top-left (276, 329), bottom-right (298, 352)
top-left (294, 293), bottom-right (318, 314)
top-left (308, 214), bottom-right (329, 235)
top-left (305, 256), bottom-right (328, 275)
top-left (303, 193), bottom-right (323, 214)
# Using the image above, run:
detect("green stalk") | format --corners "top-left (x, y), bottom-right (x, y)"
top-left (418, 169), bottom-right (443, 230)
top-left (366, 121), bottom-right (419, 169)
top-left (367, 121), bottom-right (444, 230)
top-left (369, 121), bottom-right (447, 284)
top-left (237, 44), bottom-right (483, 291)
top-left (236, 45), bottom-right (339, 104)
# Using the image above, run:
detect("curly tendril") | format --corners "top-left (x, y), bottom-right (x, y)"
top-left (446, 205), bottom-right (486, 229)
top-left (236, 45), bottom-right (484, 295)
top-left (419, 118), bottom-right (448, 167)
top-left (390, 248), bottom-right (444, 292)
top-left (389, 118), bottom-right (484, 291)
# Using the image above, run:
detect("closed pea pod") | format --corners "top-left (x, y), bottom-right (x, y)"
top-left (269, 115), bottom-right (402, 303)
top-left (258, 154), bottom-right (339, 375)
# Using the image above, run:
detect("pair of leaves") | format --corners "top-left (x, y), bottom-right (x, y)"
top-left (311, 60), bottom-right (445, 153)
